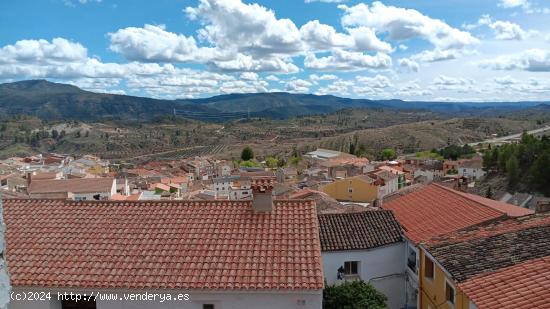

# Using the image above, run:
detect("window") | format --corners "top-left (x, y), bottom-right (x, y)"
top-left (445, 281), bottom-right (455, 305)
top-left (203, 305), bottom-right (215, 309)
top-left (424, 257), bottom-right (434, 280)
top-left (407, 250), bottom-right (417, 272)
top-left (348, 187), bottom-right (353, 193)
top-left (344, 261), bottom-right (359, 275)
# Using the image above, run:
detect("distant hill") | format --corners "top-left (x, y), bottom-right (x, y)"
top-left (0, 80), bottom-right (547, 121)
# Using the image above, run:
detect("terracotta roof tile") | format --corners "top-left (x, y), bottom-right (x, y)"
top-left (318, 210), bottom-right (402, 251)
top-left (28, 178), bottom-right (115, 194)
top-left (4, 199), bottom-right (323, 290)
top-left (459, 257), bottom-right (550, 309)
top-left (382, 184), bottom-right (505, 244)
top-left (425, 214), bottom-right (550, 282)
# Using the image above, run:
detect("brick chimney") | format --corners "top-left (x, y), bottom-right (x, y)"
top-left (253, 187), bottom-right (273, 212)
top-left (536, 199), bottom-right (550, 213)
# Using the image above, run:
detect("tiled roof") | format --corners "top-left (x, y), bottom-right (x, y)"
top-left (28, 178), bottom-right (115, 194)
top-left (459, 257), bottom-right (550, 309)
top-left (426, 212), bottom-right (550, 246)
top-left (318, 210), bottom-right (402, 251)
top-left (382, 184), bottom-right (505, 244)
top-left (449, 189), bottom-right (534, 217)
top-left (425, 214), bottom-right (550, 282)
top-left (4, 199), bottom-right (323, 290)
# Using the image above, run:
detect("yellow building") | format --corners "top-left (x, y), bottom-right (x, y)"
top-left (321, 175), bottom-right (379, 202)
top-left (418, 250), bottom-right (470, 309)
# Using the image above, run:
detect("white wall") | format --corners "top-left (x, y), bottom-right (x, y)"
top-left (9, 288), bottom-right (322, 309)
top-left (322, 243), bottom-right (406, 309)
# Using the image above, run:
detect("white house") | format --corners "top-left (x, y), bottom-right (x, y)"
top-left (4, 189), bottom-right (324, 309)
top-left (27, 177), bottom-right (116, 200)
top-left (318, 211), bottom-right (406, 309)
top-left (458, 159), bottom-right (486, 181)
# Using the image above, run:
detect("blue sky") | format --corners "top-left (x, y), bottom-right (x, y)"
top-left (1, 0), bottom-right (549, 101)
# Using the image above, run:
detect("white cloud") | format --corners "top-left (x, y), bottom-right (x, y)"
top-left (265, 75), bottom-right (279, 81)
top-left (309, 74), bottom-right (338, 81)
top-left (494, 75), bottom-right (520, 85)
top-left (479, 49), bottom-right (550, 72)
top-left (285, 79), bottom-right (312, 92)
top-left (398, 58), bottom-right (419, 72)
top-left (108, 24), bottom-right (224, 63)
top-left (339, 2), bottom-right (479, 50)
top-left (490, 20), bottom-right (527, 40)
top-left (240, 72), bottom-right (259, 81)
top-left (433, 75), bottom-right (473, 86)
top-left (185, 0), bottom-right (303, 58)
top-left (0, 38), bottom-right (87, 64)
top-left (304, 50), bottom-right (391, 71)
top-left (411, 49), bottom-right (462, 62)
top-left (356, 74), bottom-right (392, 88)
top-left (398, 44), bottom-right (408, 51)
top-left (546, 34), bottom-right (550, 42)
top-left (498, 0), bottom-right (530, 9)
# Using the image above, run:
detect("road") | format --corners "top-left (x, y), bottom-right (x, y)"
top-left (468, 125), bottom-right (550, 146)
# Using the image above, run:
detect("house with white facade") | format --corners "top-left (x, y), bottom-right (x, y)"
top-left (318, 211), bottom-right (406, 309)
top-left (458, 158), bottom-right (486, 181)
top-left (27, 177), bottom-right (116, 200)
top-left (4, 186), bottom-right (324, 309)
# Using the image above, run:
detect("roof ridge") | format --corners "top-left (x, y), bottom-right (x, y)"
top-left (432, 183), bottom-right (508, 216)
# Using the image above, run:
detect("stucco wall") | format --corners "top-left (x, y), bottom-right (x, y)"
top-left (322, 243), bottom-right (406, 309)
top-left (9, 288), bottom-right (322, 309)
top-left (321, 178), bottom-right (378, 202)
top-left (419, 250), bottom-right (470, 309)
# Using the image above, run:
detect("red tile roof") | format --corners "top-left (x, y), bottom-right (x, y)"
top-left (459, 257), bottom-right (550, 309)
top-left (382, 184), bottom-right (505, 244)
top-left (448, 189), bottom-right (534, 217)
top-left (28, 178), bottom-right (115, 194)
top-left (4, 199), bottom-right (323, 290)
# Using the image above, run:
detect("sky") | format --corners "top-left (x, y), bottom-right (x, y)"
top-left (1, 0), bottom-right (549, 101)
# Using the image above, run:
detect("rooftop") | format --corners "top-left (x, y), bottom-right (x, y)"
top-left (318, 210), bottom-right (402, 252)
top-left (4, 198), bottom-right (323, 291)
top-left (382, 184), bottom-right (527, 244)
top-left (459, 256), bottom-right (550, 309)
top-left (28, 178), bottom-right (115, 194)
top-left (425, 213), bottom-right (550, 283)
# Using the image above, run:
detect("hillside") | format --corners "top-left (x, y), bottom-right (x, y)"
top-left (1, 80), bottom-right (549, 122)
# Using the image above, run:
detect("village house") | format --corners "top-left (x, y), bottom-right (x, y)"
top-left (321, 175), bottom-right (379, 203)
top-left (27, 177), bottom-right (116, 200)
top-left (419, 213), bottom-right (550, 309)
top-left (4, 188), bottom-right (324, 309)
top-left (318, 211), bottom-right (406, 309)
top-left (276, 167), bottom-right (298, 183)
top-left (457, 157), bottom-right (486, 180)
top-left (382, 184), bottom-right (534, 309)
top-left (322, 157), bottom-right (372, 179)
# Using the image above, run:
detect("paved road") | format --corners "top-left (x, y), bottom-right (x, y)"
top-left (468, 125), bottom-right (550, 146)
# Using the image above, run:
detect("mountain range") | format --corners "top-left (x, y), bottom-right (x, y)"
top-left (0, 80), bottom-right (548, 122)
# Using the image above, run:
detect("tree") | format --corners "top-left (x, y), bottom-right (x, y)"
top-left (506, 156), bottom-right (519, 189)
top-left (380, 148), bottom-right (396, 160)
top-left (51, 129), bottom-right (59, 139)
top-left (265, 156), bottom-right (278, 168)
top-left (349, 143), bottom-right (356, 155)
top-left (241, 146), bottom-right (254, 161)
top-left (529, 152), bottom-right (550, 196)
top-left (486, 186), bottom-right (493, 199)
top-left (323, 280), bottom-right (388, 309)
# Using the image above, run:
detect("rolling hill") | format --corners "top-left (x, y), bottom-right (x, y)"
top-left (0, 80), bottom-right (548, 121)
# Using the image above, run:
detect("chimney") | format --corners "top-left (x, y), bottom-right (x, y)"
top-left (26, 172), bottom-right (32, 187)
top-left (252, 186), bottom-right (273, 212)
top-left (536, 199), bottom-right (550, 213)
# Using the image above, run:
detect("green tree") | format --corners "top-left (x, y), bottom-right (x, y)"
top-left (529, 152), bottom-right (550, 196)
top-left (265, 156), bottom-right (278, 168)
top-left (323, 281), bottom-right (388, 309)
top-left (277, 157), bottom-right (286, 167)
top-left (486, 186), bottom-right (493, 199)
top-left (241, 146), bottom-right (254, 161)
top-left (506, 156), bottom-right (519, 188)
top-left (290, 156), bottom-right (301, 167)
top-left (51, 129), bottom-right (59, 139)
top-left (379, 148), bottom-right (396, 160)
top-left (349, 143), bottom-right (356, 155)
